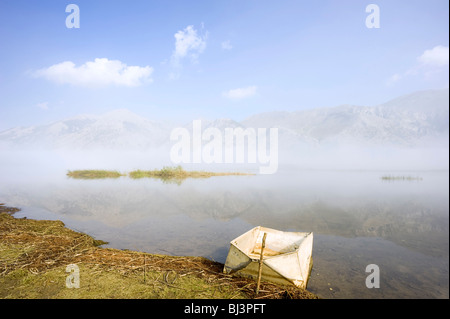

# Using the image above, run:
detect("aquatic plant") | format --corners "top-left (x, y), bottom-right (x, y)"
top-left (67, 170), bottom-right (125, 179)
top-left (380, 175), bottom-right (423, 181)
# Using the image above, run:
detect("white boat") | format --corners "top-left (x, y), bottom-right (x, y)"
top-left (223, 226), bottom-right (313, 289)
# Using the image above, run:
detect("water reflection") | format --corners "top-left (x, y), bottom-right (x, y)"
top-left (0, 164), bottom-right (448, 298)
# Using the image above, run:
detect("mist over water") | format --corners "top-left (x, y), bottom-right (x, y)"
top-left (0, 149), bottom-right (448, 298)
top-left (0, 0), bottom-right (447, 300)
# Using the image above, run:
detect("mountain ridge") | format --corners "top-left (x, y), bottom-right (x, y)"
top-left (0, 88), bottom-right (448, 151)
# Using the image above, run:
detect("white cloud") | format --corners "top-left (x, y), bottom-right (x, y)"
top-left (171, 25), bottom-right (207, 67)
top-left (221, 40), bottom-right (233, 50)
top-left (223, 86), bottom-right (257, 99)
top-left (36, 102), bottom-right (49, 110)
top-left (417, 45), bottom-right (449, 67)
top-left (33, 58), bottom-right (153, 87)
top-left (387, 45), bottom-right (449, 86)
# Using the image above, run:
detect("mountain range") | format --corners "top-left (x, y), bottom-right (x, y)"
top-left (243, 88), bottom-right (449, 148)
top-left (0, 89), bottom-right (448, 152)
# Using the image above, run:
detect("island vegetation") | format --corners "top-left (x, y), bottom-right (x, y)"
top-left (67, 166), bottom-right (254, 184)
top-left (67, 170), bottom-right (125, 179)
top-left (380, 175), bottom-right (423, 181)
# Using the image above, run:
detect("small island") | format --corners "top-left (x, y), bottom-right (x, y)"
top-left (67, 170), bottom-right (126, 179)
top-left (380, 175), bottom-right (423, 182)
top-left (67, 166), bottom-right (254, 184)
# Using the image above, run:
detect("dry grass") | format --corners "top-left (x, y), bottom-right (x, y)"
top-left (67, 170), bottom-right (125, 179)
top-left (0, 206), bottom-right (318, 299)
top-left (129, 166), bottom-right (253, 185)
top-left (66, 167), bottom-right (254, 185)
top-left (381, 175), bottom-right (423, 181)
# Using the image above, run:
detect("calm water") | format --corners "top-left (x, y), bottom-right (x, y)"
top-left (0, 158), bottom-right (448, 299)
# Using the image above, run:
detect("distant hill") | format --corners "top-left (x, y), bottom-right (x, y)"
top-left (0, 109), bottom-right (170, 150)
top-left (242, 88), bottom-right (449, 148)
top-left (0, 89), bottom-right (448, 152)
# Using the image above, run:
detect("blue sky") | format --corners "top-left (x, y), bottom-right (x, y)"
top-left (0, 0), bottom-right (448, 130)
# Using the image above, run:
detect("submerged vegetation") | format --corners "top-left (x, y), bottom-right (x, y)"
top-left (0, 206), bottom-right (318, 299)
top-left (67, 166), bottom-right (253, 184)
top-left (381, 175), bottom-right (423, 181)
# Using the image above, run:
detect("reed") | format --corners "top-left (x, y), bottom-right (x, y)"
top-left (66, 167), bottom-right (253, 185)
top-left (129, 166), bottom-right (253, 181)
top-left (381, 175), bottom-right (423, 181)
top-left (67, 170), bottom-right (125, 179)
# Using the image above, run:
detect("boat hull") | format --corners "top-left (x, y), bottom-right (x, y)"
top-left (223, 226), bottom-right (313, 289)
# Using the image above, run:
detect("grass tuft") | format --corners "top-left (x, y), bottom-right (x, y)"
top-left (66, 167), bottom-right (254, 184)
top-left (67, 170), bottom-right (126, 179)
top-left (381, 175), bottom-right (423, 181)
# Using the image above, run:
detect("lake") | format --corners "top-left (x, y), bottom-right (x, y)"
top-left (0, 155), bottom-right (448, 299)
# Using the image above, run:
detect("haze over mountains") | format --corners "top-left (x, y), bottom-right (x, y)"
top-left (0, 109), bottom-right (169, 150)
top-left (243, 88), bottom-right (449, 148)
top-left (0, 88), bottom-right (448, 170)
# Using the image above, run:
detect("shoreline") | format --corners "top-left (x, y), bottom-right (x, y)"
top-left (0, 203), bottom-right (319, 299)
